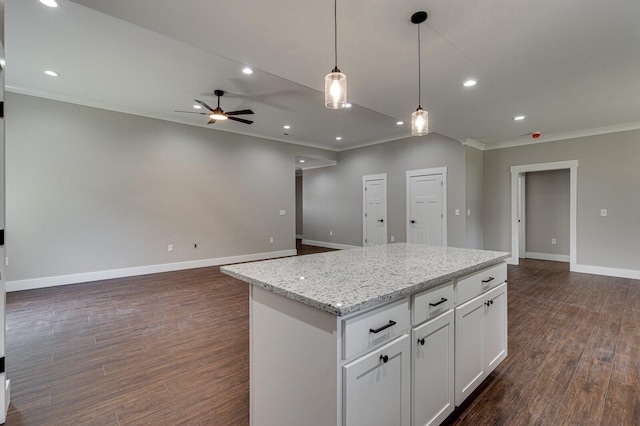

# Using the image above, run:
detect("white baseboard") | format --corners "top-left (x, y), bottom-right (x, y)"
top-left (301, 239), bottom-right (360, 250)
top-left (525, 252), bottom-right (570, 263)
top-left (573, 264), bottom-right (640, 280)
top-left (6, 249), bottom-right (297, 292)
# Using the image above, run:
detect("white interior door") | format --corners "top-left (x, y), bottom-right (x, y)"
top-left (407, 169), bottom-right (446, 246)
top-left (363, 174), bottom-right (387, 246)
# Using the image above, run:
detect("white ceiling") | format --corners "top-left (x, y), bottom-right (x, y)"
top-left (6, 0), bottom-right (640, 151)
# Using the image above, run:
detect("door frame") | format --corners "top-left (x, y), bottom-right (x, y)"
top-left (518, 174), bottom-right (526, 257)
top-left (406, 167), bottom-right (447, 246)
top-left (510, 160), bottom-right (578, 270)
top-left (362, 173), bottom-right (388, 246)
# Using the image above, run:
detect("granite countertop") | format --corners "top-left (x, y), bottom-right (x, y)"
top-left (221, 243), bottom-right (510, 316)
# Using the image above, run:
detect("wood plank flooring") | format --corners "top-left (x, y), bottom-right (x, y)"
top-left (5, 252), bottom-right (640, 425)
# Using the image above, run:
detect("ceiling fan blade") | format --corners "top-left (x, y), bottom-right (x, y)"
top-left (194, 99), bottom-right (215, 112)
top-left (207, 119), bottom-right (217, 125)
top-left (175, 110), bottom-right (209, 115)
top-left (226, 109), bottom-right (254, 116)
top-left (228, 116), bottom-right (253, 125)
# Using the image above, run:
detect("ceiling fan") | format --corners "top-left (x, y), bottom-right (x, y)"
top-left (176, 90), bottom-right (254, 125)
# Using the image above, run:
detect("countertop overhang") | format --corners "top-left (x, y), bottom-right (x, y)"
top-left (221, 243), bottom-right (510, 316)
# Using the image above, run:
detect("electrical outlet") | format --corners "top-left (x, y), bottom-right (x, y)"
top-left (467, 209), bottom-right (471, 216)
top-left (455, 209), bottom-right (460, 216)
top-left (279, 210), bottom-right (286, 216)
top-left (329, 231), bottom-right (333, 236)
top-left (269, 237), bottom-right (274, 243)
top-left (390, 236), bottom-right (395, 242)
top-left (168, 244), bottom-right (174, 252)
top-left (600, 209), bottom-right (608, 217)
top-left (551, 238), bottom-right (557, 245)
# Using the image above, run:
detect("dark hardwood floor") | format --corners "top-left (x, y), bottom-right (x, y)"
top-left (5, 250), bottom-right (640, 425)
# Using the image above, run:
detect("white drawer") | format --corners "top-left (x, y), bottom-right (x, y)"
top-left (455, 262), bottom-right (507, 304)
top-left (412, 281), bottom-right (454, 326)
top-left (342, 298), bottom-right (410, 360)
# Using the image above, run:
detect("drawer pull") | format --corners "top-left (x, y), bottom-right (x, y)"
top-left (429, 297), bottom-right (448, 307)
top-left (369, 320), bottom-right (396, 334)
top-left (482, 277), bottom-right (495, 284)
top-left (380, 355), bottom-right (389, 363)
top-left (417, 338), bottom-right (425, 346)
top-left (485, 300), bottom-right (494, 307)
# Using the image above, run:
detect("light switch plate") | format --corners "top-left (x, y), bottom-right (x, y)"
top-left (279, 210), bottom-right (286, 216)
top-left (600, 209), bottom-right (608, 217)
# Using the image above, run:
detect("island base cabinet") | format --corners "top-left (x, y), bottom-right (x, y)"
top-left (412, 309), bottom-right (455, 426)
top-left (454, 283), bottom-right (508, 406)
top-left (343, 334), bottom-right (411, 426)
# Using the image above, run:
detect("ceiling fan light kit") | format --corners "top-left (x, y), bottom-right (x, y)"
top-left (325, 0), bottom-right (347, 109)
top-left (411, 11), bottom-right (429, 136)
top-left (177, 90), bottom-right (254, 125)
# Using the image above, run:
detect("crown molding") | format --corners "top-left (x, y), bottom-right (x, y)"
top-left (485, 122), bottom-right (640, 151)
top-left (460, 138), bottom-right (486, 150)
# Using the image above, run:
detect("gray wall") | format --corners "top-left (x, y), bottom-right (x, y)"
top-left (295, 174), bottom-right (303, 237)
top-left (484, 129), bottom-right (640, 271)
top-left (6, 93), bottom-right (335, 282)
top-left (525, 170), bottom-right (570, 257)
top-left (303, 133), bottom-right (467, 248)
top-left (465, 146), bottom-right (483, 249)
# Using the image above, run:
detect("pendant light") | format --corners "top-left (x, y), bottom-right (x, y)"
top-left (411, 11), bottom-right (429, 136)
top-left (325, 0), bottom-right (347, 109)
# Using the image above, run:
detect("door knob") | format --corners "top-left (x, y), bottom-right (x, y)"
top-left (410, 220), bottom-right (416, 224)
top-left (380, 355), bottom-right (389, 363)
top-left (378, 219), bottom-right (384, 223)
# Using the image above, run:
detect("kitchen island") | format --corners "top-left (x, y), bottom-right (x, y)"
top-left (222, 243), bottom-right (510, 426)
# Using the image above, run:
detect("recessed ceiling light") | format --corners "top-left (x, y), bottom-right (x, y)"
top-left (396, 121), bottom-right (404, 125)
top-left (283, 125), bottom-right (291, 129)
top-left (242, 67), bottom-right (254, 75)
top-left (44, 70), bottom-right (59, 77)
top-left (39, 0), bottom-right (60, 7)
top-left (299, 159), bottom-right (306, 163)
top-left (336, 136), bottom-right (342, 141)
top-left (463, 79), bottom-right (477, 87)
top-left (193, 105), bottom-right (202, 109)
top-left (345, 103), bottom-right (352, 108)
top-left (513, 115), bottom-right (526, 121)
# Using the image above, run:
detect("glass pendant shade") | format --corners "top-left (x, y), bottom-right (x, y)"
top-left (325, 69), bottom-right (347, 109)
top-left (411, 107), bottom-right (429, 136)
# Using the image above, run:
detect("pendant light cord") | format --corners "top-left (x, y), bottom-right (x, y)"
top-left (417, 24), bottom-right (421, 108)
top-left (334, 0), bottom-right (338, 70)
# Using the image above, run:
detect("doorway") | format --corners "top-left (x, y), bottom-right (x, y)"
top-left (510, 160), bottom-right (578, 270)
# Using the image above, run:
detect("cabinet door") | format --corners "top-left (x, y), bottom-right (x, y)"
top-left (344, 334), bottom-right (411, 426)
top-left (412, 309), bottom-right (454, 426)
top-left (484, 283), bottom-right (508, 372)
top-left (454, 295), bottom-right (485, 406)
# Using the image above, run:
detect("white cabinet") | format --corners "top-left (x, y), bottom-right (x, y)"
top-left (412, 309), bottom-right (455, 426)
top-left (243, 260), bottom-right (508, 426)
top-left (343, 335), bottom-right (411, 426)
top-left (454, 283), bottom-right (507, 406)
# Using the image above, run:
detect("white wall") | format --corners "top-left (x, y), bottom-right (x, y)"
top-left (484, 129), bottom-right (640, 277)
top-left (303, 133), bottom-right (467, 248)
top-left (6, 93), bottom-right (336, 289)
